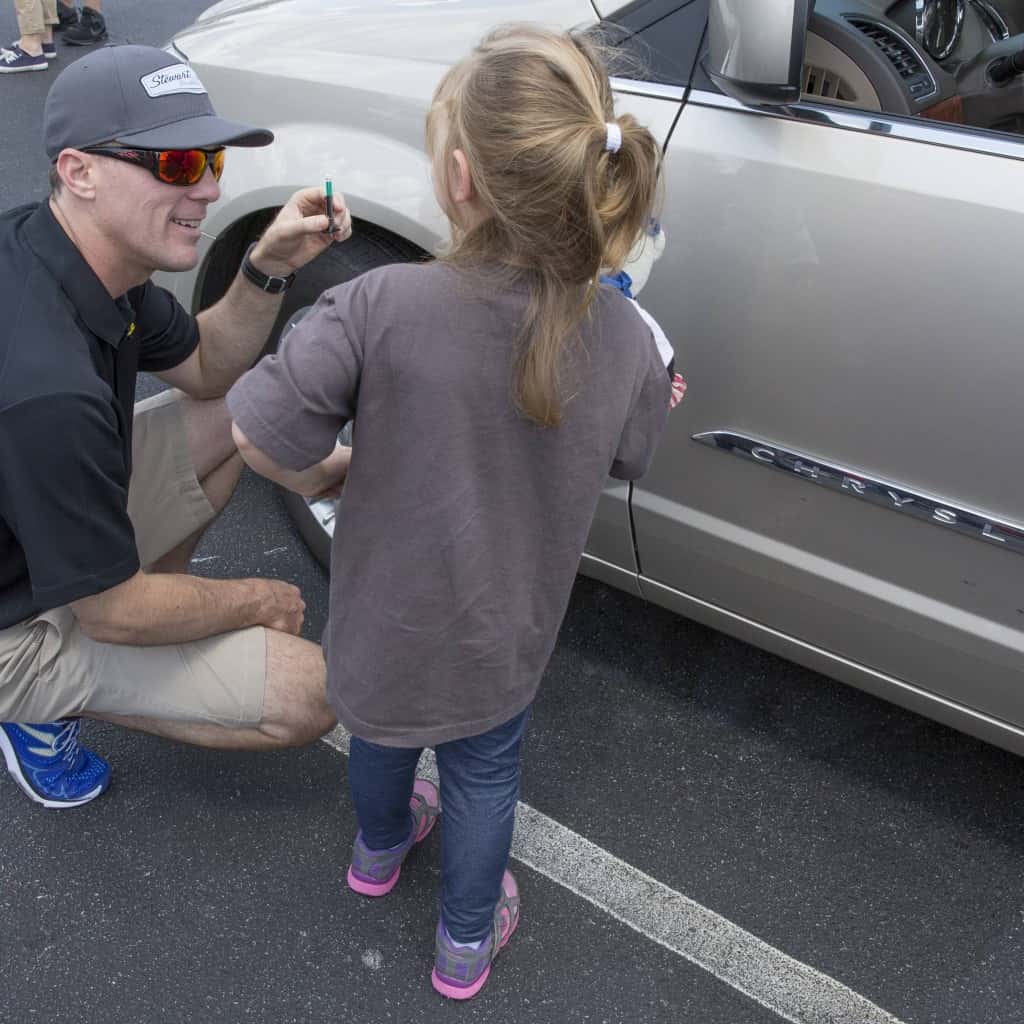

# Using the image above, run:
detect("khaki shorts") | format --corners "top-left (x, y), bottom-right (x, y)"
top-left (0, 390), bottom-right (266, 727)
top-left (14, 0), bottom-right (57, 37)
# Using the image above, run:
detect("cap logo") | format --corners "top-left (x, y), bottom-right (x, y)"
top-left (139, 63), bottom-right (207, 99)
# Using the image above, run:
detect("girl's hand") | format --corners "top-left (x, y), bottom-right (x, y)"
top-left (304, 442), bottom-right (352, 500)
top-left (670, 373), bottom-right (687, 409)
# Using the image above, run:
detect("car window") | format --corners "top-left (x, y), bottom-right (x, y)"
top-left (590, 0), bottom-right (708, 88)
top-left (692, 0), bottom-right (1024, 142)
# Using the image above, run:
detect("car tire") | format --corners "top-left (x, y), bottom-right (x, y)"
top-left (262, 222), bottom-right (427, 568)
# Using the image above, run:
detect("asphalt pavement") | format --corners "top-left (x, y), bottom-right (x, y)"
top-left (4, 5), bottom-right (1024, 1023)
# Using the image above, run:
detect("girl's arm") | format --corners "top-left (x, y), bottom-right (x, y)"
top-left (232, 424), bottom-right (351, 499)
top-left (610, 351), bottom-right (672, 481)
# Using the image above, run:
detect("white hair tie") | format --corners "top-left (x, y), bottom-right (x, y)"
top-left (604, 122), bottom-right (622, 154)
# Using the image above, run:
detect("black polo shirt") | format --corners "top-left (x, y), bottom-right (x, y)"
top-left (0, 202), bottom-right (200, 628)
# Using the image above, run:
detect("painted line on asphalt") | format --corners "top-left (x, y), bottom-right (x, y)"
top-left (323, 725), bottom-right (904, 1024)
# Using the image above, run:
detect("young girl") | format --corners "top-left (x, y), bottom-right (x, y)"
top-left (227, 24), bottom-right (670, 1000)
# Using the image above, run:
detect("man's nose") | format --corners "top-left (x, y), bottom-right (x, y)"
top-left (188, 165), bottom-right (221, 201)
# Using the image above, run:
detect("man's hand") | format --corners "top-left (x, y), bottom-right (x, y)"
top-left (255, 578), bottom-right (306, 635)
top-left (167, 186), bottom-right (354, 400)
top-left (249, 186), bottom-right (353, 278)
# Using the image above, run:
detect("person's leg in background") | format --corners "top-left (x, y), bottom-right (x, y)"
top-left (2, 0), bottom-right (49, 72)
top-left (54, 0), bottom-right (76, 29)
top-left (63, 0), bottom-right (105, 45)
top-left (430, 707), bottom-right (528, 998)
top-left (39, 0), bottom-right (57, 58)
top-left (346, 736), bottom-right (439, 896)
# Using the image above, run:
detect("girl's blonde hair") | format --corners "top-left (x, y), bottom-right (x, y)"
top-left (426, 24), bottom-right (662, 427)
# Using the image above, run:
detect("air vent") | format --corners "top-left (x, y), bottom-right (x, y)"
top-left (802, 63), bottom-right (855, 102)
top-left (845, 16), bottom-right (936, 98)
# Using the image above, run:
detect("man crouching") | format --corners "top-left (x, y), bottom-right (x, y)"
top-left (0, 45), bottom-right (351, 806)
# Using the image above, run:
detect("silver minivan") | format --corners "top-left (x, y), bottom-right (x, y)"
top-left (163, 0), bottom-right (1024, 753)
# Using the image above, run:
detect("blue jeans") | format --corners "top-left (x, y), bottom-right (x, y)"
top-left (348, 706), bottom-right (530, 943)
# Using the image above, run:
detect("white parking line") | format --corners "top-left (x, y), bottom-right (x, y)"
top-left (323, 725), bottom-right (904, 1024)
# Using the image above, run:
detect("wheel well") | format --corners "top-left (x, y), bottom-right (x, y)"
top-left (195, 207), bottom-right (430, 313)
top-left (195, 207), bottom-right (276, 312)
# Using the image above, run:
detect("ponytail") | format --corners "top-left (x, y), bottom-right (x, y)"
top-left (428, 25), bottom-right (663, 426)
top-left (594, 113), bottom-right (662, 274)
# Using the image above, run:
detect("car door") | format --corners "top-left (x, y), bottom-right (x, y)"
top-left (627, 2), bottom-right (1024, 749)
top-left (581, 1), bottom-right (708, 594)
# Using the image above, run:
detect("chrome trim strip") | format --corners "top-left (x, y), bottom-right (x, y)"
top-left (915, 0), bottom-right (965, 61)
top-left (686, 87), bottom-right (1024, 162)
top-left (970, 0), bottom-right (1010, 40)
top-left (915, 0), bottom-right (927, 47)
top-left (610, 76), bottom-right (686, 102)
top-left (693, 430), bottom-right (1024, 555)
top-left (579, 552), bottom-right (644, 593)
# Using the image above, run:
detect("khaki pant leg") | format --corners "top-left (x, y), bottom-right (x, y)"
top-left (14, 0), bottom-right (46, 36)
top-left (0, 605), bottom-right (267, 728)
top-left (128, 390), bottom-right (217, 568)
top-left (0, 390), bottom-right (264, 728)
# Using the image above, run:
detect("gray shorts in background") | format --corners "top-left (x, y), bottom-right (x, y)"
top-left (0, 390), bottom-right (266, 728)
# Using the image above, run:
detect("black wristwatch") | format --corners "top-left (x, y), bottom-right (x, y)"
top-left (240, 242), bottom-right (296, 294)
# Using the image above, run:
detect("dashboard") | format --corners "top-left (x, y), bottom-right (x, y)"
top-left (885, 0), bottom-right (1018, 58)
top-left (807, 0), bottom-right (1024, 131)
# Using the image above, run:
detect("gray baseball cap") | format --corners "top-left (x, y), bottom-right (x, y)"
top-left (43, 44), bottom-right (274, 160)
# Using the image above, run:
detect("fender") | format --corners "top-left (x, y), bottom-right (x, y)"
top-left (156, 117), bottom-right (446, 309)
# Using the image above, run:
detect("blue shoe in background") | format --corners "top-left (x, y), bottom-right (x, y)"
top-left (0, 45), bottom-right (49, 73)
top-left (0, 720), bottom-right (111, 808)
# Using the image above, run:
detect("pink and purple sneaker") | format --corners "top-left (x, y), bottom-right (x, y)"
top-left (431, 869), bottom-right (520, 1000)
top-left (346, 778), bottom-right (440, 897)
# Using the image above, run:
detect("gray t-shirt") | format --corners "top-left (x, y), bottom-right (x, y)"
top-left (228, 261), bottom-right (669, 747)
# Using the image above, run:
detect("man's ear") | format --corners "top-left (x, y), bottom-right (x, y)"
top-left (450, 148), bottom-right (476, 205)
top-left (54, 149), bottom-right (98, 200)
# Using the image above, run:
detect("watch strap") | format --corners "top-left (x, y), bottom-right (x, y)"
top-left (241, 242), bottom-right (296, 294)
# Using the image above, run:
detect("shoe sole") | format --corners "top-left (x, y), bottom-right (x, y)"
top-left (0, 62), bottom-right (48, 72)
top-left (347, 864), bottom-right (402, 897)
top-left (63, 34), bottom-right (107, 46)
top-left (0, 729), bottom-right (106, 808)
top-left (431, 964), bottom-right (492, 1000)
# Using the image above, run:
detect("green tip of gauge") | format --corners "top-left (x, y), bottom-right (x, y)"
top-left (325, 179), bottom-right (333, 196)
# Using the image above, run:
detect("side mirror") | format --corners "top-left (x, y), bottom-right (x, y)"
top-left (707, 0), bottom-right (810, 106)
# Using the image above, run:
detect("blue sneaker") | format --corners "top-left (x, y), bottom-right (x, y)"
top-left (0, 45), bottom-right (49, 73)
top-left (8, 39), bottom-right (55, 59)
top-left (0, 720), bottom-right (111, 808)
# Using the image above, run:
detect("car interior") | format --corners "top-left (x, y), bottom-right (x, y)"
top-left (600, 0), bottom-right (1024, 135)
top-left (806, 0), bottom-right (1024, 133)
